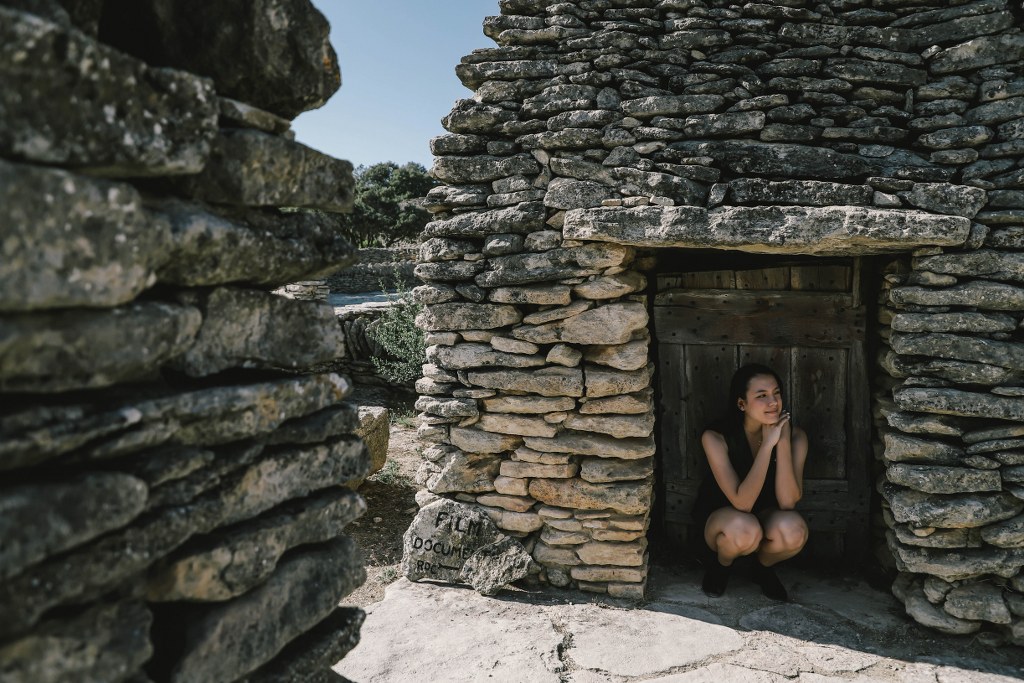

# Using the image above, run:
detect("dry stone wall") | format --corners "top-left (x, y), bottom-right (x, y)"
top-left (0, 1), bottom-right (368, 680)
top-left (414, 0), bottom-right (1024, 640)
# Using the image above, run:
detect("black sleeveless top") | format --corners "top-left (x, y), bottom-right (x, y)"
top-left (691, 422), bottom-right (779, 527)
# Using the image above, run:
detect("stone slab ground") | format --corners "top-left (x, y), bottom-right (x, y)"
top-left (336, 563), bottom-right (1024, 682)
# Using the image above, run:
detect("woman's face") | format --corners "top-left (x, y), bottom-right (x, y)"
top-left (738, 374), bottom-right (783, 425)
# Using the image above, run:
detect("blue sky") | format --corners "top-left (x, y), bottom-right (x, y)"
top-left (293, 1), bottom-right (500, 170)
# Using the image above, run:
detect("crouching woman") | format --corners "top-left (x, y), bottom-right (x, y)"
top-left (693, 364), bottom-right (809, 601)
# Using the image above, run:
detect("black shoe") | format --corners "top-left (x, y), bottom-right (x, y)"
top-left (701, 561), bottom-right (732, 597)
top-left (754, 562), bottom-right (788, 601)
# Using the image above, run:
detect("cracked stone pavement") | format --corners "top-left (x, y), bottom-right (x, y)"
top-left (334, 563), bottom-right (1024, 682)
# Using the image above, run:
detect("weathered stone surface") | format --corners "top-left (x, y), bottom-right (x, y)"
top-left (0, 600), bottom-right (152, 683)
top-left (449, 427), bottom-right (522, 454)
top-left (544, 177), bottom-right (618, 210)
top-left (175, 288), bottom-right (343, 376)
top-left (482, 396), bottom-right (576, 415)
top-left (459, 536), bottom-right (533, 595)
top-left (427, 451), bottom-right (499, 494)
top-left (170, 538), bottom-right (363, 683)
top-left (176, 129), bottom-right (354, 212)
top-left (240, 607), bottom-right (364, 683)
top-left (500, 460), bottom-right (578, 479)
top-left (1, 373), bottom-right (352, 471)
top-left (573, 272), bottom-right (647, 300)
top-left (894, 525), bottom-right (978, 549)
top-left (415, 397), bottom-right (478, 419)
top-left (528, 477), bottom-right (652, 515)
top-left (104, 0), bottom-right (339, 119)
top-left (563, 413), bottom-right (655, 439)
top-left (524, 432), bottom-right (655, 459)
top-left (902, 591), bottom-right (981, 635)
top-left (885, 486), bottom-right (1024, 528)
top-left (0, 161), bottom-right (169, 312)
top-left (682, 111), bottom-right (765, 137)
top-left (477, 243), bottom-right (633, 287)
top-left (466, 367), bottom-right (584, 397)
top-left (886, 464), bottom-right (1001, 494)
top-left (156, 202), bottom-right (357, 289)
top-left (0, 8), bottom-right (217, 174)
top-left (891, 332), bottom-right (1024, 371)
top-left (580, 457), bottom-right (654, 483)
top-left (930, 33), bottom-right (1024, 74)
top-left (415, 260), bottom-right (486, 282)
top-left (913, 250), bottom-right (1024, 285)
top-left (404, 499), bottom-right (504, 581)
top-left (944, 582), bottom-right (1011, 624)
top-left (884, 410), bottom-right (963, 438)
top-left (478, 413), bottom-right (557, 438)
top-left (675, 140), bottom-right (874, 180)
top-left (533, 540), bottom-right (582, 566)
top-left (904, 183), bottom-right (987, 218)
top-left (585, 363), bottom-right (654, 398)
top-left (476, 494), bottom-right (535, 513)
top-left (425, 202), bottom-right (546, 237)
top-left (428, 343), bottom-right (545, 370)
top-left (582, 340), bottom-right (649, 372)
top-left (564, 205), bottom-right (970, 256)
top-left (0, 473), bottom-right (147, 581)
top-left (965, 424), bottom-right (1024, 444)
top-left (512, 302), bottom-right (648, 346)
top-left (890, 311), bottom-right (1016, 334)
top-left (522, 301), bottom-right (592, 326)
top-left (981, 513), bottom-right (1024, 548)
top-left (489, 285), bottom-right (572, 305)
top-left (417, 303), bottom-right (522, 331)
top-left (148, 488), bottom-right (365, 602)
top-left (895, 386), bottom-right (1024, 421)
top-left (431, 154), bottom-right (541, 184)
top-left (575, 540), bottom-right (645, 567)
top-left (729, 178), bottom-right (872, 206)
top-left (0, 302), bottom-right (200, 391)
top-left (621, 95), bottom-right (725, 118)
top-left (482, 507), bottom-right (543, 534)
top-left (889, 533), bottom-right (1024, 581)
top-left (267, 404), bottom-right (359, 448)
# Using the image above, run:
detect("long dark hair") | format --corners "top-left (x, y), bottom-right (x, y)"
top-left (722, 363), bottom-right (785, 433)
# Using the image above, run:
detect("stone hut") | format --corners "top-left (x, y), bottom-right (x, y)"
top-left (0, 1), bottom-right (368, 680)
top-left (413, 0), bottom-right (1024, 644)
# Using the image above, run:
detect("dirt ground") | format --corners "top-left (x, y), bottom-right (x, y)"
top-left (345, 397), bottom-right (423, 607)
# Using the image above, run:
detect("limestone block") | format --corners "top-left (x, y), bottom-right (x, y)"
top-left (105, 0), bottom-right (338, 118)
top-left (449, 427), bottom-right (522, 454)
top-left (904, 183), bottom-right (988, 218)
top-left (895, 387), bottom-right (1024, 421)
top-left (580, 389), bottom-right (654, 415)
top-left (544, 177), bottom-right (618, 210)
top-left (571, 565), bottom-right (646, 583)
top-left (576, 540), bottom-right (646, 566)
top-left (523, 301), bottom-right (593, 326)
top-left (417, 303), bottom-right (522, 331)
top-left (170, 538), bottom-right (362, 683)
top-left (902, 591), bottom-right (981, 635)
top-left (512, 447), bottom-right (572, 465)
top-left (0, 161), bottom-right (169, 312)
top-left (0, 8), bottom-right (216, 174)
top-left (563, 204), bottom-right (970, 256)
top-left (478, 413), bottom-right (557, 438)
top-left (573, 272), bottom-right (647, 300)
top-left (0, 473), bottom-right (147, 581)
top-left (886, 464), bottom-right (1001, 494)
top-left (415, 284), bottom-right (459, 305)
top-left (592, 529), bottom-right (645, 542)
top-left (585, 363), bottom-right (655, 398)
top-left (541, 527), bottom-right (589, 545)
top-left (0, 302), bottom-right (201, 392)
top-left (1, 372), bottom-right (352, 472)
top-left (414, 397), bottom-right (478, 419)
top-left (967, 438), bottom-right (1024, 454)
top-left (621, 95), bottom-right (725, 117)
top-left (491, 336), bottom-right (540, 355)
top-left (913, 250), bottom-right (1024, 286)
top-left (885, 486), bottom-right (1024, 528)
top-left (267, 405), bottom-right (360, 448)
top-left (893, 525), bottom-right (980, 549)
top-left (582, 340), bottom-right (649, 371)
top-left (174, 288), bottom-right (343, 376)
top-left (728, 178), bottom-right (873, 206)
top-left (476, 494), bottom-right (535, 513)
top-left (563, 413), bottom-right (655, 439)
top-left (981, 513), bottom-right (1024, 548)
top-left (944, 582), bottom-right (1012, 624)
top-left (580, 457), bottom-right (654, 483)
top-left (525, 432), bottom-right (655, 459)
top-left (965, 424), bottom-right (1024, 444)
top-left (500, 461), bottom-right (578, 479)
top-left (431, 154), bottom-right (542, 184)
top-left (240, 607), bottom-right (364, 683)
top-left (533, 541), bottom-right (582, 567)
top-left (459, 536), bottom-right (534, 596)
top-left (494, 476), bottom-right (529, 496)
top-left (148, 488), bottom-right (365, 602)
top-left (427, 451), bottom-right (499, 494)
top-left (482, 395), bottom-right (576, 414)
top-left (177, 129), bottom-right (354, 212)
top-left (478, 242), bottom-right (634, 287)
top-left (156, 202), bottom-right (357, 289)
top-left (415, 260), bottom-right (486, 282)
top-left (419, 237), bottom-right (476, 263)
top-left (528, 477), bottom-right (653, 515)
top-left (489, 285), bottom-right (573, 305)
top-left (513, 303), bottom-right (648, 346)
top-left (482, 507), bottom-right (543, 533)
top-left (890, 311), bottom-right (1016, 334)
top-left (548, 344), bottom-right (584, 367)
top-left (467, 367), bottom-right (584, 397)
top-left (888, 534), bottom-right (1024, 582)
top-left (428, 343), bottom-right (545, 370)
top-left (0, 600), bottom-right (152, 683)
top-left (889, 280), bottom-right (1024, 310)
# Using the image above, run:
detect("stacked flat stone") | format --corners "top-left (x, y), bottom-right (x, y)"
top-left (0, 2), bottom-right (368, 681)
top-left (414, 0), bottom-right (1024, 637)
top-left (325, 246), bottom-right (419, 294)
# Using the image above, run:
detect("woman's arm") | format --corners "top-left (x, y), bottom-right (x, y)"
top-left (701, 429), bottom-right (774, 513)
top-left (773, 422), bottom-right (808, 509)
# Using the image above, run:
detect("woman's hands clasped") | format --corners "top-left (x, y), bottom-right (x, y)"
top-left (761, 411), bottom-right (791, 450)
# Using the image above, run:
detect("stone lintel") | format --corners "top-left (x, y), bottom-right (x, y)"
top-left (563, 205), bottom-right (970, 256)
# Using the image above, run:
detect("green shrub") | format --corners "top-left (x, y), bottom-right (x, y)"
top-left (367, 285), bottom-right (425, 385)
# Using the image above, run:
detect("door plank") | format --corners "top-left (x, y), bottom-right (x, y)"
top-left (736, 266), bottom-right (791, 291)
top-left (791, 347), bottom-right (848, 480)
top-left (790, 264), bottom-right (853, 292)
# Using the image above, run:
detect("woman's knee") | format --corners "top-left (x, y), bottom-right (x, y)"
top-left (772, 513), bottom-right (809, 551)
top-left (722, 514), bottom-right (763, 553)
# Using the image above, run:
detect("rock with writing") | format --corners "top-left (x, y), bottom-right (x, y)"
top-left (402, 498), bottom-right (529, 594)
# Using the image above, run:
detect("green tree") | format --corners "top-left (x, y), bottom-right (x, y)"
top-left (339, 162), bottom-right (437, 247)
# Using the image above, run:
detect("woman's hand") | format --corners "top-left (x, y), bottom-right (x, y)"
top-left (761, 411), bottom-right (791, 449)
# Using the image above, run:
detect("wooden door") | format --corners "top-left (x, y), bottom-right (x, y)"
top-left (654, 259), bottom-right (871, 564)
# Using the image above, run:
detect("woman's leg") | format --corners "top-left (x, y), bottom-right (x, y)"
top-left (757, 510), bottom-right (809, 566)
top-left (704, 507), bottom-right (764, 566)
